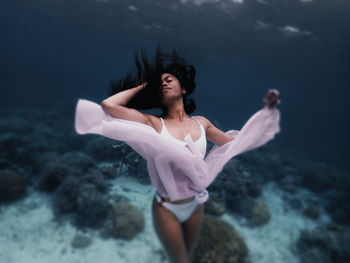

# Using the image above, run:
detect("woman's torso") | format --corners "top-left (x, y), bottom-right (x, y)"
top-left (158, 116), bottom-right (207, 157)
top-left (148, 115), bottom-right (207, 204)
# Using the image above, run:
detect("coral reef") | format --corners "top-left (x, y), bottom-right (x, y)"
top-left (192, 216), bottom-right (248, 263)
top-left (112, 202), bottom-right (145, 240)
top-left (0, 169), bottom-right (27, 202)
top-left (297, 224), bottom-right (350, 263)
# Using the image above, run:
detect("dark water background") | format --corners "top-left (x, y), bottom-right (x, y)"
top-left (1, 1), bottom-right (350, 262)
top-left (1, 0), bottom-right (349, 172)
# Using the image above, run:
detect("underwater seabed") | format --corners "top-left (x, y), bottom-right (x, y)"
top-left (223, 182), bottom-right (331, 263)
top-left (1, 105), bottom-right (349, 263)
top-left (0, 175), bottom-right (334, 263)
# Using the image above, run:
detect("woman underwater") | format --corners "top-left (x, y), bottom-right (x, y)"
top-left (75, 46), bottom-right (280, 263)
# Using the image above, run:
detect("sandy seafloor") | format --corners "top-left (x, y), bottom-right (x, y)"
top-left (0, 173), bottom-right (331, 263)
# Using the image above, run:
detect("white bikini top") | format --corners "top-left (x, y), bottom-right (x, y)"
top-left (159, 116), bottom-right (207, 158)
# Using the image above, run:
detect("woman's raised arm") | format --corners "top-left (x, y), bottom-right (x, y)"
top-left (195, 89), bottom-right (281, 146)
top-left (101, 83), bottom-right (152, 125)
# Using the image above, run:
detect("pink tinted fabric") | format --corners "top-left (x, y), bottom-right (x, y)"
top-left (159, 116), bottom-right (207, 159)
top-left (74, 99), bottom-right (281, 204)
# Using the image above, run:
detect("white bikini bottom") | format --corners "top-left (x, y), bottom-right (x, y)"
top-left (154, 191), bottom-right (199, 223)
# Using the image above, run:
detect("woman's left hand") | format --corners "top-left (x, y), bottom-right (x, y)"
top-left (262, 89), bottom-right (281, 109)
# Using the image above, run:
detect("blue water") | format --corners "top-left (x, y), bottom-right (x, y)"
top-left (0, 1), bottom-right (349, 262)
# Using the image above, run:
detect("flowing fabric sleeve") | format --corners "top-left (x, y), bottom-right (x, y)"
top-left (74, 99), bottom-right (210, 193)
top-left (203, 107), bottom-right (281, 187)
top-left (74, 98), bottom-right (280, 203)
top-left (75, 99), bottom-right (159, 160)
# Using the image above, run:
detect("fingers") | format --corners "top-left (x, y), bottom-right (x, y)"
top-left (263, 90), bottom-right (281, 108)
top-left (268, 89), bottom-right (279, 96)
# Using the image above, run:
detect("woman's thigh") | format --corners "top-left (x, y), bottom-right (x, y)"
top-left (152, 198), bottom-right (190, 263)
top-left (181, 204), bottom-right (204, 256)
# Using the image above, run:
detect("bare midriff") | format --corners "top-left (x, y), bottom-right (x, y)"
top-left (159, 195), bottom-right (196, 204)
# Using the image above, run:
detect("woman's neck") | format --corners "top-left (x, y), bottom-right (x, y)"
top-left (165, 103), bottom-right (188, 122)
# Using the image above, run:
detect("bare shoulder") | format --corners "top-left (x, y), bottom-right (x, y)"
top-left (144, 113), bottom-right (162, 134)
top-left (192, 115), bottom-right (210, 130)
top-left (193, 115), bottom-right (233, 146)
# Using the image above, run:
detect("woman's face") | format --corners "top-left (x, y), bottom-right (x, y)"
top-left (160, 73), bottom-right (185, 103)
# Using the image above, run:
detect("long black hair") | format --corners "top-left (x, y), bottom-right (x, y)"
top-left (108, 44), bottom-right (197, 117)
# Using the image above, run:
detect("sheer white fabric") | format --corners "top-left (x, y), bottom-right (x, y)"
top-left (75, 99), bottom-right (281, 204)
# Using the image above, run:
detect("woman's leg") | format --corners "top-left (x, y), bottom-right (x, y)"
top-left (152, 197), bottom-right (190, 263)
top-left (181, 204), bottom-right (204, 258)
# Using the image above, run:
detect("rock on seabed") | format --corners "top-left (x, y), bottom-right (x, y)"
top-left (192, 216), bottom-right (248, 263)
